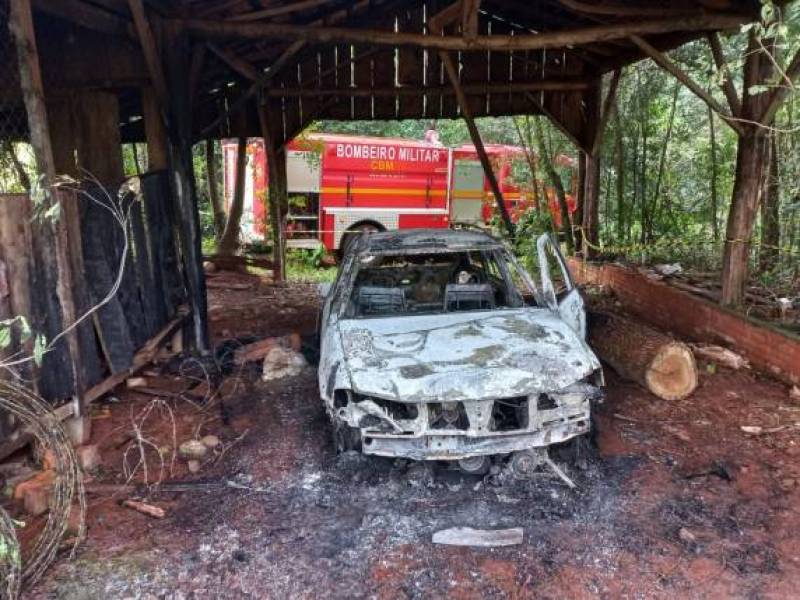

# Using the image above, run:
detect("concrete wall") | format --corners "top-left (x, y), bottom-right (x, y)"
top-left (568, 258), bottom-right (800, 386)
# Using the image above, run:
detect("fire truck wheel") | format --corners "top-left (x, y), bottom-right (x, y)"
top-left (340, 222), bottom-right (383, 256)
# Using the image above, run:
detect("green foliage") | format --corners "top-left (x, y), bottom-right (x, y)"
top-left (286, 249), bottom-right (336, 283)
top-left (0, 315), bottom-right (31, 350)
top-left (514, 209), bottom-right (555, 271)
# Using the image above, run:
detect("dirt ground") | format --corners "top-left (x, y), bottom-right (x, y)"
top-left (22, 276), bottom-right (800, 599)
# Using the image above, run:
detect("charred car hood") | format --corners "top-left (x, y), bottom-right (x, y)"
top-left (337, 309), bottom-right (600, 403)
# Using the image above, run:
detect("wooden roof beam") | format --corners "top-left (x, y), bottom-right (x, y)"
top-left (462, 0), bottom-right (481, 38)
top-left (32, 0), bottom-right (132, 35)
top-left (265, 80), bottom-right (591, 97)
top-left (184, 13), bottom-right (751, 52)
top-left (128, 0), bottom-right (170, 113)
top-left (207, 42), bottom-right (262, 81)
top-left (198, 0), bottom-right (380, 138)
top-left (228, 0), bottom-right (334, 21)
top-left (558, 0), bottom-right (697, 18)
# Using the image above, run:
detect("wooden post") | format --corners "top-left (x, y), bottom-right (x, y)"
top-left (142, 86), bottom-right (169, 171)
top-left (439, 51), bottom-right (515, 237)
top-left (9, 0), bottom-right (85, 404)
top-left (163, 25), bottom-right (210, 352)
top-left (257, 102), bottom-right (286, 282)
top-left (49, 95), bottom-right (101, 426)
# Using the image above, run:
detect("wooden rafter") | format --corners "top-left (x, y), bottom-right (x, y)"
top-left (427, 0), bottom-right (463, 32)
top-left (524, 91), bottom-right (583, 151)
top-left (707, 32), bottom-right (741, 116)
top-left (558, 0), bottom-right (696, 18)
top-left (265, 80), bottom-right (591, 97)
top-left (207, 42), bottom-right (262, 81)
top-left (184, 13), bottom-right (749, 51)
top-left (198, 0), bottom-right (379, 138)
top-left (440, 50), bottom-right (515, 236)
top-left (629, 34), bottom-right (743, 135)
top-left (32, 0), bottom-right (132, 35)
top-left (200, 39), bottom-right (306, 137)
top-left (462, 0), bottom-right (481, 38)
top-left (127, 0), bottom-right (169, 114)
top-left (228, 0), bottom-right (333, 21)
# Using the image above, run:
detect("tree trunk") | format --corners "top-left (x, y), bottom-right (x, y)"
top-left (217, 137), bottom-right (247, 255)
top-left (582, 151), bottom-right (600, 257)
top-left (758, 133), bottom-right (779, 272)
top-left (575, 152), bottom-right (586, 250)
top-left (708, 105), bottom-right (719, 241)
top-left (720, 31), bottom-right (775, 307)
top-left (639, 117), bottom-right (649, 244)
top-left (652, 82), bottom-right (679, 228)
top-left (589, 312), bottom-right (698, 401)
top-left (629, 128), bottom-right (639, 245)
top-left (614, 101), bottom-right (625, 242)
top-left (266, 143), bottom-right (286, 282)
top-left (206, 139), bottom-right (225, 240)
top-left (720, 129), bottom-right (769, 305)
top-left (132, 143), bottom-right (142, 176)
top-left (533, 116), bottom-right (574, 252)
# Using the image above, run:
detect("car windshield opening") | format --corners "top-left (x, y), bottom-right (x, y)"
top-left (347, 249), bottom-right (534, 317)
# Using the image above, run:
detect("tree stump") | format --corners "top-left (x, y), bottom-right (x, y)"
top-left (589, 312), bottom-right (697, 401)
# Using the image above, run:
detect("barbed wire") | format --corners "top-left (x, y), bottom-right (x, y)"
top-left (0, 381), bottom-right (85, 595)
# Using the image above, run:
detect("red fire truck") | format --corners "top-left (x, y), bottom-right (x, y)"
top-left (222, 133), bottom-right (576, 253)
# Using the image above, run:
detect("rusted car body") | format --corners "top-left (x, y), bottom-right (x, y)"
top-left (318, 229), bottom-right (602, 468)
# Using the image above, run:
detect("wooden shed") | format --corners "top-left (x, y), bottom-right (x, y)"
top-left (0, 0), bottom-right (759, 451)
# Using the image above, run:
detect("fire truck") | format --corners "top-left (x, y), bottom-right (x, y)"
top-left (222, 133), bottom-right (576, 253)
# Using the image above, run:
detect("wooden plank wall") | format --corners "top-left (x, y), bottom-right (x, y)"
top-left (0, 173), bottom-right (186, 416)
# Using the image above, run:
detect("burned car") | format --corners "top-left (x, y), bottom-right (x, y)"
top-left (318, 229), bottom-right (603, 473)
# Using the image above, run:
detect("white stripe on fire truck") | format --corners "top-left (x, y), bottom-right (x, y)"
top-left (324, 207), bottom-right (449, 214)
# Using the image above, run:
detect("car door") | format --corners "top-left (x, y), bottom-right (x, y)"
top-left (536, 233), bottom-right (586, 339)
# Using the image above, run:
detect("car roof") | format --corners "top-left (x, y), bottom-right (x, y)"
top-left (354, 228), bottom-right (504, 255)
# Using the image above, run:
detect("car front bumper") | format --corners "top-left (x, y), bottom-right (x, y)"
top-left (360, 411), bottom-right (590, 461)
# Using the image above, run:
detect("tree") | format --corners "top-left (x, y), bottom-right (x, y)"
top-left (206, 139), bottom-right (225, 240)
top-left (531, 116), bottom-right (575, 252)
top-left (629, 2), bottom-right (800, 305)
top-left (217, 137), bottom-right (247, 255)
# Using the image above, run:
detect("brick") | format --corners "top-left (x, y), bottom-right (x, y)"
top-left (15, 470), bottom-right (56, 516)
top-left (570, 258), bottom-right (800, 387)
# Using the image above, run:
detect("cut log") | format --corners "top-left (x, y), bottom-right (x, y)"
top-left (589, 312), bottom-right (698, 401)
